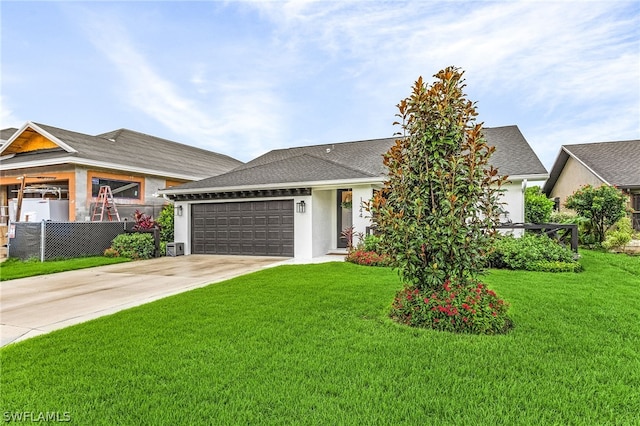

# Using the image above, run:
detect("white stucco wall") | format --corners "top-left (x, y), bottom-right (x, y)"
top-left (293, 195), bottom-right (313, 258)
top-left (311, 190), bottom-right (334, 257)
top-left (350, 185), bottom-right (375, 246)
top-left (173, 200), bottom-right (190, 254)
top-left (501, 180), bottom-right (525, 224)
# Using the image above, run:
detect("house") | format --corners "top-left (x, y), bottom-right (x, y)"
top-left (159, 125), bottom-right (548, 259)
top-left (0, 121), bottom-right (242, 224)
top-left (542, 140), bottom-right (640, 230)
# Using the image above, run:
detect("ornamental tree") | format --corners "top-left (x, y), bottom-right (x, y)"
top-left (370, 67), bottom-right (507, 291)
top-left (369, 67), bottom-right (511, 334)
top-left (565, 184), bottom-right (628, 243)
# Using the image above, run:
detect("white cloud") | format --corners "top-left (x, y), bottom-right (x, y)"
top-left (36, 1), bottom-right (638, 166)
top-left (72, 7), bottom-right (287, 160)
top-left (249, 1), bottom-right (639, 167)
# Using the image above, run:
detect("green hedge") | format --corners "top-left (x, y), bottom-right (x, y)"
top-left (490, 234), bottom-right (581, 272)
top-left (107, 233), bottom-right (155, 260)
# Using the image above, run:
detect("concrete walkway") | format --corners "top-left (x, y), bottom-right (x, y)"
top-left (0, 255), bottom-right (342, 347)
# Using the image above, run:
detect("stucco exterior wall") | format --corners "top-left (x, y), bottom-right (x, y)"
top-left (501, 180), bottom-right (525, 224)
top-left (550, 156), bottom-right (603, 212)
top-left (293, 195), bottom-right (313, 258)
top-left (311, 190), bottom-right (333, 257)
top-left (174, 200), bottom-right (190, 254)
top-left (351, 185), bottom-right (375, 246)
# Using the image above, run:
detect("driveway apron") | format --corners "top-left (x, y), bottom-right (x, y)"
top-left (1, 255), bottom-right (284, 347)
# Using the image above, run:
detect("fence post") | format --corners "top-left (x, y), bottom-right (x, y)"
top-left (40, 220), bottom-right (46, 262)
top-left (571, 224), bottom-right (578, 252)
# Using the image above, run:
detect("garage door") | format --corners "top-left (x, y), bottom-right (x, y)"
top-left (191, 200), bottom-right (294, 256)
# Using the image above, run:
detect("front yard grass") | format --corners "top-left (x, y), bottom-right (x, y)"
top-left (0, 256), bottom-right (131, 281)
top-left (1, 250), bottom-right (638, 424)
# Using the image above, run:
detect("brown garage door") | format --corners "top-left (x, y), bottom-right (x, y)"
top-left (191, 200), bottom-right (294, 256)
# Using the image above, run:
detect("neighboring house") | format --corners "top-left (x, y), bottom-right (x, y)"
top-left (0, 121), bottom-right (243, 223)
top-left (543, 140), bottom-right (640, 231)
top-left (160, 125), bottom-right (548, 259)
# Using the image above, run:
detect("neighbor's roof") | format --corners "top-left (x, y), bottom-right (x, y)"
top-left (543, 139), bottom-right (640, 194)
top-left (0, 127), bottom-right (18, 142)
top-left (0, 122), bottom-right (242, 180)
top-left (165, 125), bottom-right (547, 193)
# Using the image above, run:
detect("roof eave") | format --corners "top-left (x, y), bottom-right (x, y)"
top-left (508, 173), bottom-right (550, 182)
top-left (159, 171), bottom-right (536, 196)
top-left (0, 157), bottom-right (206, 181)
top-left (159, 176), bottom-right (385, 195)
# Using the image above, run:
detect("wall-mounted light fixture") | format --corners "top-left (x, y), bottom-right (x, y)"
top-left (174, 205), bottom-right (183, 216)
top-left (296, 200), bottom-right (306, 213)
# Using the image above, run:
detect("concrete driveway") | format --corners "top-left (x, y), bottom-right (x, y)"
top-left (1, 255), bottom-right (286, 347)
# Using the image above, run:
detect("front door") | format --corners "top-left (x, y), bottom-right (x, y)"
top-left (337, 189), bottom-right (353, 248)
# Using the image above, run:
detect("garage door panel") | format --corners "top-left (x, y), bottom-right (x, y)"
top-left (191, 200), bottom-right (294, 256)
top-left (282, 215), bottom-right (294, 225)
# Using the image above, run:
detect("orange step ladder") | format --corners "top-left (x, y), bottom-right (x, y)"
top-left (91, 186), bottom-right (120, 221)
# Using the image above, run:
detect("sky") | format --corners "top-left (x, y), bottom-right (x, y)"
top-left (1, 1), bottom-right (639, 171)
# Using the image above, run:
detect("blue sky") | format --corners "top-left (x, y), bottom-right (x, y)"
top-left (2, 1), bottom-right (639, 170)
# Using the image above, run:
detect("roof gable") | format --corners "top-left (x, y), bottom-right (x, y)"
top-left (0, 122), bottom-right (77, 156)
top-left (544, 139), bottom-right (640, 193)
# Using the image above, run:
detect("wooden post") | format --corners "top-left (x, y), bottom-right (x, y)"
top-left (15, 176), bottom-right (26, 222)
top-left (571, 225), bottom-right (578, 252)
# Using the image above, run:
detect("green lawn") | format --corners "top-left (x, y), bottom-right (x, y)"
top-left (1, 251), bottom-right (638, 424)
top-left (0, 256), bottom-right (130, 281)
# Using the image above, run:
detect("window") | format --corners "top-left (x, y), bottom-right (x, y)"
top-left (91, 178), bottom-right (140, 199)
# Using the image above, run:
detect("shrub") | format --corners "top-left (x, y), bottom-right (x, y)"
top-left (109, 233), bottom-right (155, 260)
top-left (390, 279), bottom-right (512, 335)
top-left (565, 184), bottom-right (627, 243)
top-left (525, 186), bottom-right (554, 223)
top-left (549, 211), bottom-right (578, 224)
top-left (340, 226), bottom-right (363, 252)
top-left (361, 234), bottom-right (384, 253)
top-left (132, 210), bottom-right (158, 231)
top-left (490, 234), bottom-right (579, 272)
top-left (345, 250), bottom-right (392, 267)
top-left (602, 217), bottom-right (633, 251)
top-left (157, 204), bottom-right (174, 244)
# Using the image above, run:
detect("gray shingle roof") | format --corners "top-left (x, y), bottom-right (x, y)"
top-left (543, 139), bottom-right (640, 193)
top-left (1, 123), bottom-right (242, 180)
top-left (1, 128), bottom-right (18, 142)
top-left (169, 125), bottom-right (547, 192)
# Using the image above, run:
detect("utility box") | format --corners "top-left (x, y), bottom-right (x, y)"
top-left (166, 242), bottom-right (184, 257)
